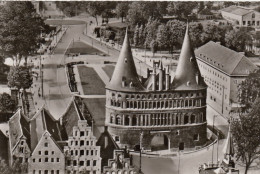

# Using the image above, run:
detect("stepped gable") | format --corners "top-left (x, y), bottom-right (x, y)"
top-left (96, 126), bottom-right (120, 169)
top-left (172, 23), bottom-right (207, 90)
top-left (106, 30), bottom-right (145, 92)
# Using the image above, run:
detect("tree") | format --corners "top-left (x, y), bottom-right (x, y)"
top-left (188, 22), bottom-right (204, 48)
top-left (0, 93), bottom-right (16, 113)
top-left (156, 24), bottom-right (168, 51)
top-left (167, 2), bottom-right (198, 19)
top-left (224, 28), bottom-right (251, 52)
top-left (238, 69), bottom-right (260, 112)
top-left (126, 2), bottom-right (162, 27)
top-left (138, 25), bottom-right (145, 47)
top-left (115, 2), bottom-right (130, 22)
top-left (86, 2), bottom-right (105, 25)
top-left (166, 20), bottom-right (186, 53)
top-left (201, 22), bottom-right (227, 45)
top-left (7, 66), bottom-right (33, 92)
top-left (133, 25), bottom-right (139, 46)
top-left (0, 2), bottom-right (46, 66)
top-left (231, 99), bottom-right (260, 174)
top-left (144, 18), bottom-right (161, 47)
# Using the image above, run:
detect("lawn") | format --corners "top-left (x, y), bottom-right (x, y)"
top-left (77, 66), bottom-right (106, 95)
top-left (102, 65), bottom-right (115, 79)
top-left (65, 41), bottom-right (106, 55)
top-left (45, 19), bottom-right (86, 26)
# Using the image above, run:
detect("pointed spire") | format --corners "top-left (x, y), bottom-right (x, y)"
top-left (172, 22), bottom-right (206, 90)
top-left (106, 30), bottom-right (145, 92)
top-left (223, 125), bottom-right (234, 157)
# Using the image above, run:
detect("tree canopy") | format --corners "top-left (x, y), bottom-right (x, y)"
top-left (0, 2), bottom-right (46, 66)
top-left (7, 66), bottom-right (33, 91)
top-left (0, 93), bottom-right (16, 113)
top-left (231, 99), bottom-right (260, 174)
top-left (115, 2), bottom-right (130, 22)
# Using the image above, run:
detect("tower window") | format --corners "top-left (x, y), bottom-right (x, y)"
top-left (124, 58), bottom-right (128, 63)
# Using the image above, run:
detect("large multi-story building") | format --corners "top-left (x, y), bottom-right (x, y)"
top-left (28, 131), bottom-right (65, 174)
top-left (195, 41), bottom-right (257, 116)
top-left (64, 120), bottom-right (101, 174)
top-left (221, 5), bottom-right (260, 27)
top-left (105, 25), bottom-right (208, 151)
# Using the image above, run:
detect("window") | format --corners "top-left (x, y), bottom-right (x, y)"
top-left (44, 143), bottom-right (48, 147)
top-left (51, 170), bottom-right (54, 174)
top-left (75, 141), bottom-right (78, 146)
top-left (91, 150), bottom-right (93, 156)
top-left (115, 136), bottom-right (120, 142)
top-left (44, 170), bottom-right (48, 174)
top-left (45, 158), bottom-right (48, 162)
top-left (33, 170), bottom-right (35, 174)
top-left (39, 171), bottom-right (41, 174)
top-left (193, 134), bottom-right (199, 141)
top-left (45, 151), bottom-right (48, 155)
top-left (57, 158), bottom-right (60, 162)
top-left (33, 159), bottom-right (35, 162)
top-left (87, 160), bottom-right (90, 166)
top-left (176, 130), bottom-right (180, 135)
top-left (51, 158), bottom-right (54, 162)
top-left (70, 150), bottom-right (73, 155)
top-left (86, 141), bottom-right (89, 145)
top-left (52, 151), bottom-right (54, 155)
top-left (56, 171), bottom-right (59, 174)
top-left (80, 150), bottom-right (84, 156)
top-left (80, 161), bottom-right (84, 166)
top-left (39, 151), bottom-right (41, 155)
top-left (86, 150), bottom-right (89, 155)
top-left (80, 131), bottom-right (84, 137)
top-left (39, 158), bottom-right (41, 162)
top-left (93, 160), bottom-right (97, 166)
top-left (80, 140), bottom-right (84, 146)
top-left (73, 160), bottom-right (77, 166)
top-left (75, 131), bottom-right (77, 136)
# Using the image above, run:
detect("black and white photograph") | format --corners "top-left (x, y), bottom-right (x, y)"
top-left (0, 1), bottom-right (260, 174)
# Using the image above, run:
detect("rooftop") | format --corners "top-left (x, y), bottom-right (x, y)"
top-left (221, 5), bottom-right (254, 16)
top-left (195, 41), bottom-right (257, 76)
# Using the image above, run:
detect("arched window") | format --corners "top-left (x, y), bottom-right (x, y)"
top-left (132, 115), bottom-right (137, 126)
top-left (153, 102), bottom-right (156, 108)
top-left (191, 114), bottom-right (196, 124)
top-left (116, 115), bottom-right (121, 125)
top-left (185, 100), bottom-right (188, 107)
top-left (125, 116), bottom-right (130, 126)
top-left (112, 93), bottom-right (115, 97)
top-left (118, 94), bottom-right (122, 99)
top-left (131, 95), bottom-right (135, 99)
top-left (176, 115), bottom-right (179, 125)
top-left (142, 95), bottom-right (145, 99)
top-left (184, 115), bottom-right (189, 124)
top-left (137, 95), bottom-right (140, 99)
top-left (110, 115), bottom-right (115, 124)
top-left (126, 101), bottom-right (129, 108)
top-left (126, 95), bottom-right (129, 99)
top-left (134, 102), bottom-right (137, 108)
top-left (252, 13), bottom-right (255, 18)
top-left (165, 101), bottom-right (168, 108)
top-left (145, 102), bottom-right (148, 109)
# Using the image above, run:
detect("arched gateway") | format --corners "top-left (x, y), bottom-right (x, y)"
top-left (105, 24), bottom-right (208, 151)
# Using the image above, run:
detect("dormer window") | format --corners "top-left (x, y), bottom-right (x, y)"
top-left (124, 58), bottom-right (127, 63)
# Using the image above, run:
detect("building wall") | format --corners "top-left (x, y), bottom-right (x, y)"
top-left (242, 11), bottom-right (260, 26)
top-left (28, 132), bottom-right (65, 174)
top-left (221, 11), bottom-right (242, 25)
top-left (105, 88), bottom-right (207, 150)
top-left (11, 137), bottom-right (31, 165)
top-left (64, 120), bottom-right (101, 174)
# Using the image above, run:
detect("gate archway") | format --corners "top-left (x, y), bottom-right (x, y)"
top-left (150, 133), bottom-right (169, 151)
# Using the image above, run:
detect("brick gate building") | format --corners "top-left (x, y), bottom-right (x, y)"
top-left (105, 25), bottom-right (208, 151)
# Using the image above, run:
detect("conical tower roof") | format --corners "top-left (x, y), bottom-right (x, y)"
top-left (172, 23), bottom-right (207, 90)
top-left (223, 125), bottom-right (235, 157)
top-left (106, 30), bottom-right (145, 92)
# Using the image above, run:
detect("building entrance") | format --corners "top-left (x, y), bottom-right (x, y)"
top-left (150, 133), bottom-right (169, 151)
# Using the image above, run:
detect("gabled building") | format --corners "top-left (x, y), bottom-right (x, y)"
top-left (221, 5), bottom-right (260, 27)
top-left (195, 41), bottom-right (257, 116)
top-left (28, 131), bottom-right (65, 174)
top-left (96, 126), bottom-right (119, 170)
top-left (105, 24), bottom-right (208, 151)
top-left (103, 149), bottom-right (139, 174)
top-left (8, 109), bottom-right (31, 165)
top-left (64, 120), bottom-right (101, 174)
